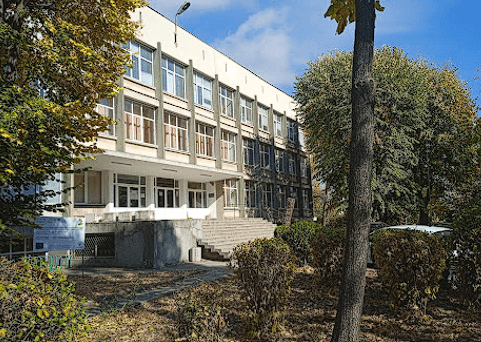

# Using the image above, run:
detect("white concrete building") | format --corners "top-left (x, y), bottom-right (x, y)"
top-left (68, 6), bottom-right (313, 224)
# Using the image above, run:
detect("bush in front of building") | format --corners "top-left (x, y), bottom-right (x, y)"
top-left (230, 238), bottom-right (296, 339)
top-left (311, 226), bottom-right (346, 288)
top-left (373, 229), bottom-right (446, 314)
top-left (451, 205), bottom-right (481, 307)
top-left (173, 283), bottom-right (226, 342)
top-left (274, 221), bottom-right (322, 265)
top-left (0, 258), bottom-right (88, 342)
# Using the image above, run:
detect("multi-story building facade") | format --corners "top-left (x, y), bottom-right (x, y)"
top-left (69, 6), bottom-right (312, 224)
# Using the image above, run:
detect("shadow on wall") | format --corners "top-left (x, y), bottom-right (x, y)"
top-left (84, 219), bottom-right (202, 268)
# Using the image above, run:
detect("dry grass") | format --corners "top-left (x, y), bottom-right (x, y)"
top-left (70, 267), bottom-right (481, 342)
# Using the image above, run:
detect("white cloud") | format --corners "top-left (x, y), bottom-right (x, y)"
top-left (213, 7), bottom-right (295, 88)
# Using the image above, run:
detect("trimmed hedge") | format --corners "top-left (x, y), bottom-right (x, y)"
top-left (0, 258), bottom-right (87, 342)
top-left (230, 238), bottom-right (296, 338)
top-left (274, 221), bottom-right (322, 265)
top-left (372, 229), bottom-right (446, 314)
top-left (311, 226), bottom-right (346, 287)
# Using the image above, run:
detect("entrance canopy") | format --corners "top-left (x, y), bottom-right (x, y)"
top-left (81, 150), bottom-right (243, 182)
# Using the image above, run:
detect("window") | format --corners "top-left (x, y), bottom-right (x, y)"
top-left (243, 139), bottom-right (255, 166)
top-left (162, 56), bottom-right (186, 98)
top-left (164, 112), bottom-right (188, 152)
top-left (188, 182), bottom-right (207, 208)
top-left (240, 96), bottom-right (253, 125)
top-left (74, 171), bottom-right (102, 204)
top-left (124, 100), bottom-right (155, 144)
top-left (277, 185), bottom-right (286, 209)
top-left (258, 105), bottom-right (269, 131)
top-left (302, 189), bottom-right (310, 210)
top-left (262, 183), bottom-right (273, 208)
top-left (123, 41), bottom-right (153, 86)
top-left (194, 72), bottom-right (212, 109)
top-left (260, 144), bottom-right (270, 169)
top-left (223, 179), bottom-right (238, 208)
top-left (288, 120), bottom-right (298, 142)
top-left (96, 98), bottom-right (115, 135)
top-left (275, 149), bottom-right (285, 172)
top-left (274, 112), bottom-right (283, 136)
top-left (114, 174), bottom-right (146, 208)
top-left (219, 85), bottom-right (234, 118)
top-left (155, 178), bottom-right (179, 208)
top-left (221, 131), bottom-right (236, 162)
top-left (288, 153), bottom-right (297, 175)
top-left (196, 123), bottom-right (214, 157)
top-left (244, 180), bottom-right (256, 208)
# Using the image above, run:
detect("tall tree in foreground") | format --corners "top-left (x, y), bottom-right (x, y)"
top-left (323, 1), bottom-right (381, 341)
top-left (0, 0), bottom-right (145, 232)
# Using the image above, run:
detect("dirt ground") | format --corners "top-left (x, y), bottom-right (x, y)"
top-left (69, 266), bottom-right (481, 342)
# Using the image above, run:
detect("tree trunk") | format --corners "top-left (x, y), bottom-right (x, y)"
top-left (330, 1), bottom-right (375, 341)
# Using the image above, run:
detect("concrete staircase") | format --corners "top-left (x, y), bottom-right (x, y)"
top-left (198, 218), bottom-right (277, 260)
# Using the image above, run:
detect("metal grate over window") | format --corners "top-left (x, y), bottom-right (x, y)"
top-left (71, 233), bottom-right (115, 259)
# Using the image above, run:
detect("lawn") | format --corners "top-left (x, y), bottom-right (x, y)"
top-left (70, 267), bottom-right (481, 342)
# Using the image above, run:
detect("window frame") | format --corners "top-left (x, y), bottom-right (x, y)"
top-left (258, 105), bottom-right (269, 132)
top-left (260, 144), bottom-right (270, 169)
top-left (124, 99), bottom-right (155, 145)
top-left (74, 170), bottom-right (102, 205)
top-left (162, 56), bottom-right (186, 98)
top-left (221, 130), bottom-right (236, 162)
top-left (155, 178), bottom-right (180, 208)
top-left (223, 179), bottom-right (238, 208)
top-left (188, 182), bottom-right (207, 208)
top-left (164, 112), bottom-right (189, 152)
top-left (193, 72), bottom-right (213, 109)
top-left (274, 112), bottom-right (283, 137)
top-left (219, 85), bottom-right (234, 118)
top-left (287, 120), bottom-right (298, 143)
top-left (262, 183), bottom-right (273, 208)
top-left (195, 122), bottom-right (214, 157)
top-left (114, 174), bottom-right (147, 208)
top-left (243, 138), bottom-right (255, 166)
top-left (244, 180), bottom-right (256, 208)
top-left (240, 96), bottom-right (253, 125)
top-left (96, 98), bottom-right (115, 136)
top-left (123, 41), bottom-right (154, 86)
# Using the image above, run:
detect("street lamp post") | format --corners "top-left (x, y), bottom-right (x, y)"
top-left (175, 1), bottom-right (190, 46)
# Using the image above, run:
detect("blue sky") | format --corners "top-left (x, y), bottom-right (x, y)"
top-left (150, 0), bottom-right (481, 109)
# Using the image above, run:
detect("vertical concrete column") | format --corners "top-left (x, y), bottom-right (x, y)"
top-left (61, 172), bottom-right (73, 217)
top-left (154, 42), bottom-right (165, 159)
top-left (235, 86), bottom-right (242, 172)
top-left (282, 110), bottom-right (287, 141)
top-left (215, 181), bottom-right (224, 220)
top-left (116, 78), bottom-right (125, 152)
top-left (253, 95), bottom-right (259, 134)
top-left (213, 75), bottom-right (222, 169)
top-left (268, 104), bottom-right (274, 137)
top-left (186, 60), bottom-right (196, 164)
top-left (235, 86), bottom-right (245, 218)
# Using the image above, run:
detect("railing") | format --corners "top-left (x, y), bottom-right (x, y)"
top-left (223, 203), bottom-right (286, 224)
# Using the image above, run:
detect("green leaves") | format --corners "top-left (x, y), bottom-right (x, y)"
top-left (295, 47), bottom-right (479, 225)
top-left (324, 0), bottom-right (384, 34)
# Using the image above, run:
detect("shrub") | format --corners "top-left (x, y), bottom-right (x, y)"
top-left (274, 221), bottom-right (322, 265)
top-left (0, 258), bottom-right (88, 342)
top-left (311, 226), bottom-right (346, 287)
top-left (451, 205), bottom-right (481, 306)
top-left (230, 238), bottom-right (296, 338)
top-left (173, 283), bottom-right (225, 342)
top-left (373, 229), bottom-right (446, 314)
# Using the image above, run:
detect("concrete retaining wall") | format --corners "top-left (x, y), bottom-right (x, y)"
top-left (84, 219), bottom-right (202, 268)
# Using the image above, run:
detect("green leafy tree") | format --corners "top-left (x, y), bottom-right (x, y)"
top-left (296, 48), bottom-right (479, 225)
top-left (0, 0), bottom-right (146, 232)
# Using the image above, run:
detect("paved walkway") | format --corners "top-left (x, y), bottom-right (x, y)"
top-left (64, 259), bottom-right (233, 315)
